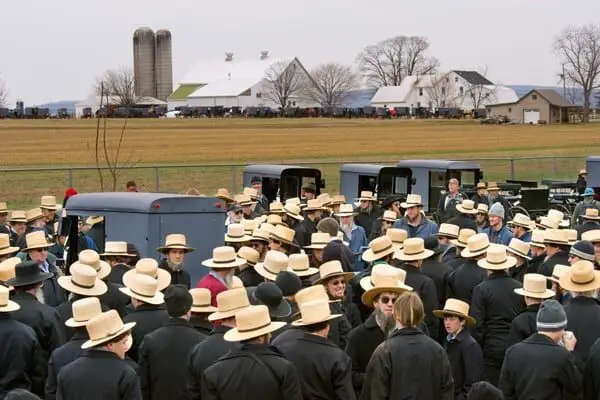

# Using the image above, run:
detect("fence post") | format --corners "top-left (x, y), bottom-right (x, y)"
top-left (231, 166), bottom-right (237, 193)
top-left (68, 169), bottom-right (73, 188)
top-left (510, 159), bottom-right (515, 180)
top-left (553, 158), bottom-right (557, 177)
top-left (154, 167), bottom-right (159, 192)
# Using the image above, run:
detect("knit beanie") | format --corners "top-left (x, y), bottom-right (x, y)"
top-left (536, 299), bottom-right (568, 332)
top-left (317, 217), bottom-right (339, 237)
top-left (466, 382), bottom-right (503, 400)
top-left (164, 284), bottom-right (193, 317)
top-left (275, 271), bottom-right (302, 297)
top-left (570, 240), bottom-right (596, 262)
top-left (488, 202), bottom-right (505, 219)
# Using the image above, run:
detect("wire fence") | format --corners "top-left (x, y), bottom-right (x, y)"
top-left (0, 156), bottom-right (586, 208)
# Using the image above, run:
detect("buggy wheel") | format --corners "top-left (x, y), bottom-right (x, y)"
top-left (510, 206), bottom-right (529, 218)
top-left (547, 204), bottom-right (571, 219)
top-left (428, 213), bottom-right (440, 225)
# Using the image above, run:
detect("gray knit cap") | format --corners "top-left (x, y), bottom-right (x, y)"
top-left (570, 240), bottom-right (595, 262)
top-left (488, 203), bottom-right (505, 219)
top-left (536, 299), bottom-right (567, 332)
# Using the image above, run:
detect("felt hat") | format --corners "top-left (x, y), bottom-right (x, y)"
top-left (530, 230), bottom-right (546, 249)
top-left (335, 204), bottom-right (358, 218)
top-left (362, 236), bottom-right (397, 262)
top-left (303, 199), bottom-right (326, 212)
top-left (26, 208), bottom-right (44, 224)
top-left (313, 260), bottom-right (354, 285)
top-left (254, 251), bottom-right (290, 281)
top-left (243, 187), bottom-right (259, 201)
top-left (456, 199), bottom-right (478, 215)
top-left (8, 210), bottom-right (27, 223)
top-left (76, 250), bottom-right (111, 280)
top-left (487, 182), bottom-right (500, 191)
top-left (437, 223), bottom-right (460, 240)
top-left (291, 299), bottom-right (341, 326)
top-left (549, 264), bottom-right (571, 284)
top-left (451, 228), bottom-right (477, 248)
top-left (119, 274), bottom-right (165, 305)
top-left (378, 210), bottom-right (398, 223)
top-left (235, 194), bottom-right (256, 207)
top-left (477, 244), bottom-right (517, 270)
top-left (543, 229), bottom-right (569, 246)
top-left (269, 202), bottom-right (285, 214)
top-left (247, 282), bottom-right (292, 319)
top-left (122, 258), bottom-right (171, 290)
top-left (215, 188), bottom-right (234, 203)
top-left (283, 204), bottom-right (304, 221)
top-left (400, 194), bottom-right (423, 209)
top-left (514, 273), bottom-right (555, 299)
top-left (508, 213), bottom-right (532, 230)
top-left (477, 203), bottom-right (489, 214)
top-left (360, 264), bottom-right (413, 305)
top-left (583, 208), bottom-right (600, 220)
top-left (288, 253), bottom-right (319, 277)
top-left (208, 288), bottom-right (251, 321)
top-left (6, 261), bottom-right (53, 287)
top-left (386, 228), bottom-right (408, 248)
top-left (100, 241), bottom-right (135, 257)
top-left (225, 224), bottom-right (251, 243)
top-left (304, 232), bottom-right (331, 250)
top-left (65, 297), bottom-right (103, 327)
top-left (0, 286), bottom-right (19, 312)
top-left (460, 233), bottom-right (490, 258)
top-left (40, 195), bottom-right (58, 210)
top-left (275, 271), bottom-right (302, 297)
top-left (433, 298), bottom-right (476, 325)
top-left (202, 246), bottom-right (246, 270)
top-left (0, 234), bottom-right (19, 257)
top-left (506, 238), bottom-right (532, 260)
top-left (356, 191), bottom-right (376, 202)
top-left (270, 225), bottom-right (298, 247)
top-left (559, 260), bottom-right (600, 292)
top-left (0, 202), bottom-right (7, 213)
top-left (237, 246), bottom-right (260, 267)
top-left (189, 288), bottom-right (218, 313)
top-left (250, 228), bottom-right (271, 243)
top-left (317, 193), bottom-right (333, 207)
top-left (0, 257), bottom-right (19, 287)
top-left (330, 195), bottom-right (346, 206)
top-left (157, 234), bottom-right (195, 253)
top-left (23, 231), bottom-right (52, 251)
top-left (393, 238), bottom-right (434, 261)
top-left (223, 305), bottom-right (286, 342)
top-left (582, 230), bottom-right (600, 244)
top-left (81, 310), bottom-right (136, 350)
top-left (58, 263), bottom-right (107, 297)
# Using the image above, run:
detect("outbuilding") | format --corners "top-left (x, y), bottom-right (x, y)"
top-left (486, 89), bottom-right (579, 124)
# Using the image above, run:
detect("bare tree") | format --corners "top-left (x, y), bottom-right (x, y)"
top-left (94, 67), bottom-right (137, 105)
top-left (554, 24), bottom-right (600, 121)
top-left (356, 35), bottom-right (439, 88)
top-left (461, 66), bottom-right (498, 110)
top-left (0, 76), bottom-right (7, 107)
top-left (425, 72), bottom-right (460, 108)
top-left (262, 60), bottom-right (307, 111)
top-left (303, 62), bottom-right (359, 107)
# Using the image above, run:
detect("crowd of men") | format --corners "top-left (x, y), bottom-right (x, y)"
top-left (2, 175), bottom-right (600, 399)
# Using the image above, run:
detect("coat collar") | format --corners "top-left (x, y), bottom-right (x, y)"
top-left (524, 333), bottom-right (560, 347)
top-left (389, 326), bottom-right (423, 338)
top-left (133, 303), bottom-right (165, 313)
top-left (447, 327), bottom-right (470, 343)
top-left (299, 332), bottom-right (338, 348)
top-left (210, 324), bottom-right (231, 335)
top-left (520, 302), bottom-right (541, 315)
top-left (364, 313), bottom-right (379, 329)
top-left (165, 317), bottom-right (195, 329)
top-left (11, 291), bottom-right (38, 302)
top-left (486, 271), bottom-right (510, 281)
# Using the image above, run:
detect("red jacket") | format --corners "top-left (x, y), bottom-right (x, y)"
top-left (196, 273), bottom-right (227, 307)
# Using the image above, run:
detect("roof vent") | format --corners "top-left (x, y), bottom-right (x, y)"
top-left (260, 51), bottom-right (269, 60)
top-left (225, 52), bottom-right (234, 62)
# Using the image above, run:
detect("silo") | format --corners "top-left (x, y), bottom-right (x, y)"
top-left (133, 27), bottom-right (156, 98)
top-left (155, 29), bottom-right (173, 102)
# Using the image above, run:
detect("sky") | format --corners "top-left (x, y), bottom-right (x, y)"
top-left (1, 0), bottom-right (598, 106)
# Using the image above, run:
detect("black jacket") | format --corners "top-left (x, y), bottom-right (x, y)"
top-left (437, 192), bottom-right (467, 223)
top-left (353, 205), bottom-right (382, 238)
top-left (445, 329), bottom-right (484, 400)
top-left (328, 301), bottom-right (352, 349)
top-left (201, 344), bottom-right (303, 400)
top-left (276, 332), bottom-right (355, 400)
top-left (538, 250), bottom-right (570, 279)
top-left (0, 313), bottom-right (46, 398)
top-left (139, 317), bottom-right (205, 400)
top-left (45, 329), bottom-right (87, 400)
top-left (527, 253), bottom-right (546, 274)
top-left (508, 261), bottom-right (528, 283)
top-left (123, 304), bottom-right (169, 362)
top-left (507, 302), bottom-right (540, 346)
top-left (421, 257), bottom-right (453, 342)
top-left (499, 333), bottom-right (583, 400)
top-left (341, 299), bottom-right (362, 328)
top-left (189, 315), bottom-right (213, 336)
top-left (360, 327), bottom-right (454, 400)
top-left (585, 337), bottom-right (600, 400)
top-left (447, 214), bottom-right (478, 232)
top-left (400, 263), bottom-right (439, 340)
top-left (158, 259), bottom-right (191, 290)
top-left (447, 259), bottom-right (487, 305)
top-left (470, 273), bottom-right (525, 367)
top-left (56, 349), bottom-right (142, 400)
top-left (577, 221), bottom-right (600, 240)
top-left (108, 263), bottom-right (130, 286)
top-left (19, 256), bottom-right (66, 308)
top-left (564, 296), bottom-right (600, 367)
top-left (238, 267), bottom-right (264, 288)
top-left (322, 240), bottom-right (356, 273)
top-left (56, 295), bottom-right (109, 341)
top-left (99, 281), bottom-right (130, 318)
top-left (294, 218), bottom-right (318, 249)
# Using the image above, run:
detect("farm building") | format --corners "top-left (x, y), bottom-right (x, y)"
top-left (74, 96), bottom-right (166, 118)
top-left (486, 89), bottom-right (580, 124)
top-left (167, 53), bottom-right (319, 110)
top-left (370, 70), bottom-right (518, 114)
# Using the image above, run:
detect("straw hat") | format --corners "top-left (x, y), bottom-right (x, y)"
top-left (477, 203), bottom-right (489, 214)
top-left (476, 182), bottom-right (486, 190)
top-left (260, 223), bottom-right (276, 236)
top-left (508, 213), bottom-right (532, 230)
top-left (565, 230), bottom-right (577, 246)
top-left (487, 182), bottom-right (500, 191)
top-left (400, 194), bottom-right (423, 209)
top-left (450, 228), bottom-right (477, 248)
top-left (100, 241), bottom-right (135, 257)
top-left (330, 195), bottom-right (346, 206)
top-left (223, 305), bottom-right (286, 342)
top-left (40, 195), bottom-right (58, 210)
top-left (254, 251), bottom-right (289, 281)
top-left (119, 274), bottom-right (165, 305)
top-left (26, 208), bottom-right (44, 224)
top-left (225, 224), bottom-right (251, 243)
top-left (270, 225), bottom-right (298, 247)
top-left (0, 234), bottom-right (19, 257)
top-left (313, 260), bottom-right (354, 285)
top-left (514, 273), bottom-right (555, 299)
top-left (0, 257), bottom-right (19, 285)
top-left (0, 286), bottom-right (19, 312)
top-left (122, 258), bottom-right (171, 290)
top-left (583, 209), bottom-right (600, 220)
top-left (235, 194), bottom-right (256, 207)
top-left (266, 214), bottom-right (285, 227)
top-left (537, 216), bottom-right (559, 230)
top-left (580, 169), bottom-right (588, 175)
top-left (208, 288), bottom-right (251, 321)
top-left (8, 210), bottom-right (27, 223)
top-left (65, 297), bottom-right (103, 327)
top-left (356, 191), bottom-right (376, 202)
top-left (477, 244), bottom-right (517, 270)
top-left (530, 230), bottom-right (546, 249)
top-left (81, 310), bottom-right (136, 350)
top-left (215, 188), bottom-right (234, 203)
top-left (303, 199), bottom-right (326, 212)
top-left (286, 197), bottom-right (301, 207)
top-left (386, 229), bottom-right (408, 248)
top-left (238, 246), bottom-right (260, 268)
top-left (23, 231), bottom-right (52, 251)
top-left (378, 210), bottom-right (398, 223)
top-left (559, 260), bottom-right (600, 292)
top-left (393, 238), bottom-right (434, 261)
top-left (550, 264), bottom-right (571, 284)
top-left (250, 228), bottom-right (270, 243)
top-left (582, 230), bottom-right (600, 243)
top-left (437, 223), bottom-right (460, 239)
top-left (360, 264), bottom-right (413, 305)
top-left (304, 232), bottom-right (331, 250)
top-left (506, 238), bottom-right (532, 260)
top-left (295, 285), bottom-right (332, 306)
top-left (202, 246), bottom-right (246, 270)
top-left (242, 220), bottom-right (257, 236)
top-left (335, 204), bottom-right (358, 218)
top-left (288, 253), bottom-right (318, 277)
top-left (317, 193), bottom-right (332, 207)
top-left (157, 234), bottom-right (195, 253)
top-left (433, 299), bottom-right (476, 325)
top-left (58, 263), bottom-right (107, 297)
top-left (283, 204), bottom-right (304, 221)
top-left (547, 209), bottom-right (570, 228)
top-left (362, 236), bottom-right (397, 262)
top-left (76, 250), bottom-right (111, 280)
top-left (291, 299), bottom-right (342, 326)
top-left (254, 215), bottom-right (268, 225)
top-left (461, 233), bottom-right (491, 258)
top-left (269, 202), bottom-right (285, 214)
top-left (543, 229), bottom-right (569, 246)
top-left (456, 200), bottom-right (478, 215)
top-left (0, 202), bottom-right (7, 213)
top-left (243, 187), bottom-right (259, 201)
top-left (189, 288), bottom-right (218, 313)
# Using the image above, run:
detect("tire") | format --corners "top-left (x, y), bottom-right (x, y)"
top-left (510, 206), bottom-right (529, 218)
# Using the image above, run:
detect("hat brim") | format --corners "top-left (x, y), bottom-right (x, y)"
top-left (250, 236), bottom-right (270, 243)
top-left (122, 268), bottom-right (172, 291)
top-left (438, 232), bottom-right (459, 240)
top-left (477, 256), bottom-right (517, 270)
top-left (6, 271), bottom-right (54, 287)
top-left (289, 266), bottom-right (319, 277)
top-left (23, 243), bottom-right (52, 252)
top-left (202, 257), bottom-right (246, 270)
top-left (313, 271), bottom-right (355, 286)
top-left (0, 300), bottom-right (20, 313)
top-left (118, 287), bottom-right (165, 305)
top-left (224, 320), bottom-right (286, 342)
top-left (303, 206), bottom-right (327, 212)
top-left (543, 239), bottom-right (569, 246)
top-left (292, 313), bottom-right (342, 327)
top-left (100, 252), bottom-right (136, 258)
top-left (461, 245), bottom-right (490, 258)
top-left (582, 215), bottom-right (600, 221)
top-left (157, 245), bottom-right (195, 254)
top-left (248, 289), bottom-right (293, 319)
top-left (224, 235), bottom-right (252, 243)
top-left (393, 248), bottom-right (435, 261)
top-left (304, 243), bottom-right (327, 250)
top-left (507, 221), bottom-right (531, 230)
top-left (378, 217), bottom-right (397, 223)
top-left (58, 276), bottom-right (108, 297)
top-left (270, 234), bottom-right (299, 248)
top-left (81, 322), bottom-right (136, 349)
top-left (400, 202), bottom-right (422, 209)
top-left (362, 245), bottom-right (398, 263)
top-left (254, 263), bottom-right (282, 281)
top-left (40, 205), bottom-right (58, 210)
top-left (208, 305), bottom-right (250, 321)
top-left (449, 239), bottom-right (468, 248)
top-left (361, 285), bottom-right (413, 306)
top-left (0, 246), bottom-right (20, 257)
top-left (455, 206), bottom-right (478, 215)
top-left (8, 219), bottom-right (27, 224)
top-left (514, 287), bottom-right (555, 299)
top-left (335, 212), bottom-right (358, 217)
top-left (506, 247), bottom-right (532, 261)
top-left (559, 270), bottom-right (600, 292)
top-left (216, 195), bottom-right (234, 203)
top-left (96, 262), bottom-right (112, 280)
top-left (432, 309), bottom-right (476, 325)
top-left (65, 316), bottom-right (94, 328)
top-left (530, 241), bottom-right (545, 249)
top-left (191, 304), bottom-right (218, 313)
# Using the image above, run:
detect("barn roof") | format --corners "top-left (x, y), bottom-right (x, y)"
top-left (188, 78), bottom-right (258, 98)
top-left (452, 70), bottom-right (494, 85)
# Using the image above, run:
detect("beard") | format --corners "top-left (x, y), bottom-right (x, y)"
top-left (224, 269), bottom-right (235, 287)
top-left (167, 260), bottom-right (184, 272)
top-left (374, 308), bottom-right (396, 336)
top-left (340, 222), bottom-right (352, 236)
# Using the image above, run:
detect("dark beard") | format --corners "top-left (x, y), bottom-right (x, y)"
top-left (374, 308), bottom-right (396, 336)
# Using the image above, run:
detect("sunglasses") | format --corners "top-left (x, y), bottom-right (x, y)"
top-left (329, 279), bottom-right (346, 286)
top-left (251, 243), bottom-right (263, 249)
top-left (234, 210), bottom-right (243, 215)
top-left (270, 239), bottom-right (282, 246)
top-left (379, 295), bottom-right (398, 304)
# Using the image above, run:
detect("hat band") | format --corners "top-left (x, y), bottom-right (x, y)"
top-left (468, 244), bottom-right (489, 254)
top-left (373, 244), bottom-right (393, 255)
top-left (237, 321), bottom-right (271, 333)
top-left (292, 266), bottom-right (310, 272)
top-left (403, 249), bottom-right (425, 256)
top-left (0, 245), bottom-right (10, 251)
top-left (485, 258), bottom-right (510, 265)
top-left (212, 258), bottom-right (237, 264)
top-left (570, 274), bottom-right (596, 285)
top-left (130, 288), bottom-right (158, 299)
top-left (166, 243), bottom-right (187, 247)
top-left (509, 247), bottom-right (528, 258)
top-left (226, 234), bottom-right (247, 239)
top-left (271, 234), bottom-right (291, 243)
top-left (263, 264), bottom-right (281, 276)
top-left (193, 302), bottom-right (211, 308)
top-left (71, 278), bottom-right (96, 290)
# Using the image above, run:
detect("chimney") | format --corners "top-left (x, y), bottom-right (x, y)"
top-left (260, 51), bottom-right (269, 60)
top-left (225, 52), bottom-right (234, 62)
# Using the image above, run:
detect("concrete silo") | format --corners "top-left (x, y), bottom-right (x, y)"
top-left (133, 27), bottom-right (157, 98)
top-left (155, 29), bottom-right (173, 102)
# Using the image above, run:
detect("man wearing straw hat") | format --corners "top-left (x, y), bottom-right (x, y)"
top-left (8, 210), bottom-right (27, 247)
top-left (101, 241), bottom-right (136, 285)
top-left (40, 196), bottom-right (59, 239)
top-left (505, 238), bottom-right (532, 282)
top-left (188, 288), bottom-right (217, 335)
top-left (197, 246), bottom-right (247, 306)
top-left (294, 199), bottom-right (325, 248)
top-left (157, 234), bottom-right (194, 289)
top-left (475, 203), bottom-right (489, 233)
top-left (353, 191), bottom-right (382, 238)
top-left (0, 233), bottom-right (20, 263)
top-left (447, 233), bottom-right (489, 304)
top-left (0, 285), bottom-right (46, 397)
top-left (507, 213), bottom-right (533, 244)
top-left (56, 310), bottom-right (140, 399)
top-left (571, 187), bottom-right (600, 227)
top-left (394, 194), bottom-right (439, 239)
top-left (537, 229), bottom-right (570, 279)
top-left (575, 207), bottom-right (600, 239)
top-left (335, 204), bottom-right (368, 271)
top-left (448, 199), bottom-right (479, 232)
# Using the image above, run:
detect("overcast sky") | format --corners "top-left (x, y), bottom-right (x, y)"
top-left (1, 0), bottom-right (598, 105)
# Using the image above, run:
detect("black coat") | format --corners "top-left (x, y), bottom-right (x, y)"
top-left (437, 192), bottom-right (467, 223)
top-left (585, 337), bottom-right (600, 400)
top-left (329, 301), bottom-right (352, 349)
top-left (447, 259), bottom-right (487, 305)
top-left (341, 299), bottom-right (362, 328)
top-left (400, 263), bottom-right (439, 340)
top-left (45, 329), bottom-right (87, 400)
top-left (294, 217), bottom-right (318, 249)
top-left (99, 281), bottom-right (130, 318)
top-left (470, 273), bottom-right (525, 367)
top-left (421, 257), bottom-right (453, 342)
top-left (360, 327), bottom-right (454, 400)
top-left (446, 253), bottom-right (466, 270)
top-left (508, 261), bottom-right (528, 283)
top-left (56, 349), bottom-right (141, 400)
top-left (353, 205), bottom-right (382, 238)
top-left (19, 256), bottom-right (66, 308)
top-left (322, 239), bottom-right (356, 273)
top-left (276, 332), bottom-right (355, 400)
top-left (158, 259), bottom-right (191, 290)
top-left (56, 295), bottom-right (109, 341)
top-left (189, 314), bottom-right (213, 336)
top-left (499, 333), bottom-right (583, 400)
top-left (527, 253), bottom-right (546, 274)
top-left (108, 263), bottom-right (130, 286)
top-left (577, 221), bottom-right (600, 240)
top-left (445, 329), bottom-right (484, 400)
top-left (538, 250), bottom-right (570, 279)
top-left (187, 325), bottom-right (240, 400)
top-left (564, 296), bottom-right (600, 367)
top-left (0, 313), bottom-right (46, 398)
top-left (201, 343), bottom-right (303, 400)
top-left (447, 214), bottom-right (478, 233)
top-left (238, 267), bottom-right (264, 288)
top-left (507, 302), bottom-right (540, 346)
top-left (139, 318), bottom-right (205, 400)
top-left (123, 304), bottom-right (169, 362)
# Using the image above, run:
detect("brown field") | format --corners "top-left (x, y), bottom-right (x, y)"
top-left (1, 118), bottom-right (599, 208)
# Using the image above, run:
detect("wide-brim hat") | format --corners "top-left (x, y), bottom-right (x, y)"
top-left (433, 299), bottom-right (476, 325)
top-left (313, 260), bottom-right (355, 285)
top-left (506, 240), bottom-right (532, 261)
top-left (360, 265), bottom-right (413, 305)
top-left (508, 213), bottom-right (532, 230)
top-left (583, 210), bottom-right (600, 220)
top-left (283, 204), bottom-right (304, 221)
top-left (362, 236), bottom-right (397, 262)
top-left (157, 234), bottom-right (195, 254)
top-left (100, 241), bottom-right (135, 257)
top-left (86, 216), bottom-right (104, 226)
top-left (559, 260), bottom-right (600, 292)
top-left (8, 211), bottom-right (27, 223)
top-left (455, 201), bottom-right (478, 215)
top-left (255, 252), bottom-right (290, 281)
top-left (119, 284), bottom-right (165, 305)
top-left (288, 254), bottom-right (319, 277)
top-left (270, 226), bottom-right (299, 248)
top-left (477, 245), bottom-right (517, 271)
top-left (291, 300), bottom-right (342, 327)
top-left (58, 274), bottom-right (108, 297)
top-left (23, 231), bottom-right (52, 251)
top-left (393, 238), bottom-right (434, 261)
top-left (202, 247), bottom-right (247, 270)
top-left (189, 288), bottom-right (218, 313)
top-left (303, 199), bottom-right (327, 212)
top-left (223, 305), bottom-right (286, 342)
top-left (6, 261), bottom-right (53, 287)
top-left (81, 311), bottom-right (136, 350)
top-left (247, 287), bottom-right (293, 319)
top-left (460, 233), bottom-right (490, 258)
top-left (0, 242), bottom-right (20, 257)
top-left (356, 191), bottom-right (376, 202)
top-left (514, 274), bottom-right (555, 299)
top-left (215, 188), bottom-right (234, 203)
top-left (400, 194), bottom-right (423, 209)
top-left (0, 298), bottom-right (20, 312)
top-left (335, 204), bottom-right (358, 217)
top-left (122, 263), bottom-right (172, 291)
top-left (543, 229), bottom-right (569, 246)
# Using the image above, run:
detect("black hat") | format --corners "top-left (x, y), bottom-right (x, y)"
top-left (6, 261), bottom-right (53, 287)
top-left (164, 284), bottom-right (193, 317)
top-left (424, 235), bottom-right (443, 257)
top-left (570, 240), bottom-right (595, 262)
top-left (381, 194), bottom-right (403, 209)
top-left (251, 176), bottom-right (261, 184)
top-left (127, 243), bottom-right (141, 264)
top-left (247, 282), bottom-right (292, 319)
top-left (303, 185), bottom-right (316, 194)
top-left (275, 271), bottom-right (302, 297)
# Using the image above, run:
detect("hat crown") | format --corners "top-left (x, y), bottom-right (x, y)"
top-left (243, 187), bottom-right (258, 198)
top-left (41, 195), bottom-right (57, 207)
top-left (103, 241), bottom-right (129, 254)
top-left (485, 244), bottom-right (510, 264)
top-left (566, 230), bottom-right (577, 243)
top-left (216, 188), bottom-right (231, 197)
top-left (386, 228), bottom-right (407, 244)
top-left (26, 208), bottom-right (43, 221)
top-left (285, 197), bottom-right (301, 206)
top-left (317, 193), bottom-right (332, 204)
top-left (70, 263), bottom-right (98, 288)
top-left (477, 203), bottom-right (489, 213)
top-left (272, 225), bottom-right (295, 242)
top-left (513, 213), bottom-right (531, 225)
top-left (466, 233), bottom-right (489, 252)
top-left (86, 310), bottom-right (126, 342)
top-left (14, 261), bottom-right (43, 280)
top-left (78, 250), bottom-right (102, 270)
top-left (522, 273), bottom-right (549, 294)
top-left (439, 223), bottom-right (460, 237)
top-left (25, 231), bottom-right (49, 248)
top-left (552, 264), bottom-right (570, 279)
top-left (359, 191), bottom-right (374, 199)
top-left (382, 210), bottom-right (397, 220)
top-left (538, 217), bottom-right (559, 229)
top-left (531, 229), bottom-right (546, 243)
top-left (544, 229), bottom-right (567, 244)
top-left (0, 234), bottom-right (9, 249)
top-left (270, 202), bottom-right (284, 211)
top-left (284, 204), bottom-right (301, 216)
top-left (135, 258), bottom-right (159, 278)
top-left (252, 228), bottom-right (270, 240)
top-left (547, 209), bottom-right (565, 223)
top-left (165, 234), bottom-right (187, 247)
top-left (126, 274), bottom-right (159, 297)
top-left (71, 297), bottom-right (102, 323)
top-left (216, 288), bottom-right (250, 312)
top-left (211, 246), bottom-right (238, 263)
top-left (190, 288), bottom-right (212, 307)
top-left (318, 260), bottom-right (344, 279)
top-left (310, 232), bottom-right (330, 245)
top-left (508, 238), bottom-right (530, 256)
top-left (569, 260), bottom-right (596, 285)
top-left (10, 210), bottom-right (26, 220)
top-left (0, 257), bottom-right (19, 282)
top-left (306, 199), bottom-right (323, 208)
top-left (487, 181), bottom-right (499, 189)
top-left (262, 251), bottom-right (289, 274)
top-left (242, 219), bottom-right (256, 233)
top-left (585, 208), bottom-right (600, 217)
top-left (331, 195), bottom-right (346, 204)
top-left (338, 204), bottom-right (354, 214)
top-left (0, 202), bottom-right (6, 211)
top-left (370, 236), bottom-right (394, 254)
top-left (402, 238), bottom-right (426, 255)
top-left (227, 224), bottom-right (246, 239)
top-left (238, 246), bottom-right (260, 264)
top-left (404, 194), bottom-right (422, 206)
top-left (297, 300), bottom-right (332, 325)
top-left (235, 194), bottom-right (253, 204)
top-left (295, 285), bottom-right (329, 305)
top-left (371, 264), bottom-right (406, 287)
top-left (235, 305), bottom-right (272, 333)
top-left (0, 286), bottom-right (11, 307)
top-left (289, 253), bottom-right (310, 271)
top-left (460, 199), bottom-right (475, 210)
top-left (441, 298), bottom-right (470, 317)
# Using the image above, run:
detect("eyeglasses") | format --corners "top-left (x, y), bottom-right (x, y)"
top-left (379, 295), bottom-right (398, 304)
top-left (329, 279), bottom-right (346, 286)
top-left (234, 210), bottom-right (243, 215)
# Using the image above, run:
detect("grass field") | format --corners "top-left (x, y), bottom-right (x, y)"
top-left (1, 118), bottom-right (599, 208)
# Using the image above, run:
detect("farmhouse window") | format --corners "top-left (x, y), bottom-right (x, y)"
top-left (508, 108), bottom-right (512, 112)
top-left (455, 77), bottom-right (459, 83)
top-left (459, 87), bottom-right (464, 95)
top-left (532, 94), bottom-right (537, 100)
top-left (441, 87), bottom-right (446, 95)
top-left (419, 88), bottom-right (423, 96)
top-left (256, 92), bottom-right (262, 98)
